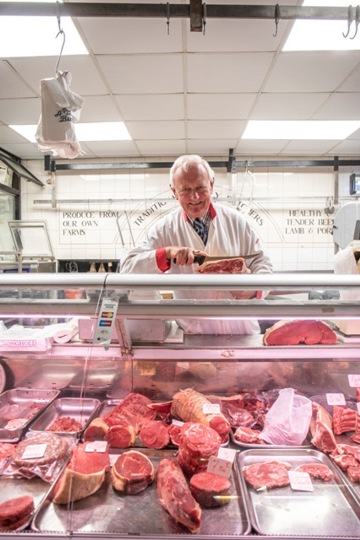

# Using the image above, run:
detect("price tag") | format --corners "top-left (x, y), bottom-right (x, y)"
top-left (288, 470), bottom-right (314, 492)
top-left (109, 454), bottom-right (118, 467)
top-left (171, 419), bottom-right (184, 427)
top-left (85, 441), bottom-right (108, 453)
top-left (218, 447), bottom-right (236, 463)
top-left (203, 403), bottom-right (221, 414)
top-left (207, 455), bottom-right (232, 478)
top-left (22, 443), bottom-right (47, 460)
top-left (348, 374), bottom-right (360, 387)
top-left (326, 393), bottom-right (346, 406)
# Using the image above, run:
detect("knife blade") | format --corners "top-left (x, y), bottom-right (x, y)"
top-left (173, 253), bottom-right (262, 265)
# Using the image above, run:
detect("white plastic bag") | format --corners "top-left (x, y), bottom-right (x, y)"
top-left (259, 388), bottom-right (312, 446)
top-left (333, 241), bottom-right (360, 301)
top-left (36, 71), bottom-right (84, 159)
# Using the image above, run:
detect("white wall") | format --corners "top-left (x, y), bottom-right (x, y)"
top-left (19, 159), bottom-right (358, 272)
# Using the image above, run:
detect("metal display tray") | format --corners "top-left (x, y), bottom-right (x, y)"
top-left (29, 397), bottom-right (101, 436)
top-left (0, 476), bottom-right (50, 532)
top-left (230, 428), bottom-right (312, 450)
top-left (32, 448), bottom-right (250, 536)
top-left (0, 388), bottom-right (60, 443)
top-left (237, 448), bottom-right (360, 537)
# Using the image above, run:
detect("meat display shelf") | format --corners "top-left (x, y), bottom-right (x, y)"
top-left (0, 273), bottom-right (359, 540)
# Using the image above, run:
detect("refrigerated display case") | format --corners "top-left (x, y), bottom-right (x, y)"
top-left (0, 272), bottom-right (359, 540)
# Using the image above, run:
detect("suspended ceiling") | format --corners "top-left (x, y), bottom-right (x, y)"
top-left (0, 0), bottom-right (360, 163)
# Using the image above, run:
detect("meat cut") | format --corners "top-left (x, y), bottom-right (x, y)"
top-left (243, 461), bottom-right (291, 490)
top-left (177, 422), bottom-right (221, 476)
top-left (310, 402), bottom-right (337, 454)
top-left (233, 426), bottom-right (263, 445)
top-left (263, 320), bottom-right (337, 346)
top-left (157, 458), bottom-right (201, 533)
top-left (104, 423), bottom-right (136, 448)
top-left (171, 388), bottom-right (231, 443)
top-left (139, 420), bottom-right (170, 449)
top-left (332, 405), bottom-right (357, 435)
top-left (111, 450), bottom-right (155, 494)
top-left (0, 495), bottom-right (34, 532)
top-left (295, 463), bottom-right (333, 481)
top-left (52, 442), bottom-right (110, 504)
top-left (189, 471), bottom-right (231, 507)
top-left (46, 416), bottom-right (83, 433)
top-left (196, 257), bottom-right (247, 274)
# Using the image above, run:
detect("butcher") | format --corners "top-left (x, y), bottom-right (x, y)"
top-left (120, 154), bottom-right (273, 334)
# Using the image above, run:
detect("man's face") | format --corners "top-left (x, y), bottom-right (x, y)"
top-left (171, 163), bottom-right (214, 219)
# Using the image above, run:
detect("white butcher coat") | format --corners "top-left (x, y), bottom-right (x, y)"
top-left (120, 203), bottom-right (273, 335)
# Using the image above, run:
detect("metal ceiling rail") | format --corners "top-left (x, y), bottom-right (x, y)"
top-left (0, 2), bottom-right (357, 22)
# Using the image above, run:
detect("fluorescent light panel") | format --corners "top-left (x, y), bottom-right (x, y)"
top-left (0, 0), bottom-right (87, 57)
top-left (242, 121), bottom-right (360, 140)
top-left (9, 123), bottom-right (132, 142)
top-left (283, 0), bottom-right (360, 51)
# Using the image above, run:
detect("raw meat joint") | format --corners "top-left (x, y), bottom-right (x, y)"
top-left (52, 443), bottom-right (110, 504)
top-left (111, 450), bottom-right (155, 494)
top-left (177, 422), bottom-right (221, 476)
top-left (171, 388), bottom-right (231, 442)
top-left (196, 257), bottom-right (247, 274)
top-left (263, 320), bottom-right (337, 346)
top-left (189, 471), bottom-right (231, 507)
top-left (157, 458), bottom-right (202, 533)
top-left (0, 495), bottom-right (34, 532)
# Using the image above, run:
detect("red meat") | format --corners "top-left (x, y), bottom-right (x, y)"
top-left (157, 458), bottom-right (201, 533)
top-left (196, 257), bottom-right (246, 274)
top-left (295, 463), bottom-right (333, 481)
top-left (310, 402), bottom-right (337, 453)
top-left (263, 320), bottom-right (337, 346)
top-left (0, 495), bottom-right (34, 531)
top-left (177, 422), bottom-right (221, 476)
top-left (168, 423), bottom-right (182, 446)
top-left (111, 450), bottom-right (154, 494)
top-left (104, 423), bottom-right (136, 448)
top-left (139, 420), bottom-right (170, 449)
top-left (332, 405), bottom-right (357, 435)
top-left (243, 461), bottom-right (291, 490)
top-left (189, 471), bottom-right (231, 507)
top-left (233, 426), bottom-right (263, 444)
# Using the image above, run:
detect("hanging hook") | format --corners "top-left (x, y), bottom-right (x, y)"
top-left (166, 2), bottom-right (170, 35)
top-left (55, 1), bottom-right (66, 73)
top-left (350, 5), bottom-right (359, 39)
top-left (273, 4), bottom-right (280, 38)
top-left (342, 5), bottom-right (354, 38)
top-left (203, 3), bottom-right (207, 35)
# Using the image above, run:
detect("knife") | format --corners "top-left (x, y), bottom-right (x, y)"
top-left (173, 253), bottom-right (262, 265)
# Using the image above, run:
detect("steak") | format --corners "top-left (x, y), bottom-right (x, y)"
top-left (347, 466), bottom-right (360, 482)
top-left (157, 458), bottom-right (201, 534)
top-left (171, 388), bottom-right (231, 443)
top-left (139, 420), bottom-right (170, 449)
top-left (83, 418), bottom-right (109, 440)
top-left (103, 392), bottom-right (156, 433)
top-left (263, 320), bottom-right (337, 346)
top-left (104, 423), bottom-right (136, 448)
top-left (52, 442), bottom-right (110, 504)
top-left (295, 463), bottom-right (333, 481)
top-left (168, 423), bottom-right (182, 446)
top-left (177, 422), bottom-right (221, 476)
top-left (0, 495), bottom-right (34, 532)
top-left (310, 402), bottom-right (337, 453)
top-left (196, 257), bottom-right (246, 274)
top-left (243, 460), bottom-right (291, 490)
top-left (189, 471), bottom-right (231, 507)
top-left (111, 450), bottom-right (155, 494)
top-left (332, 405), bottom-right (357, 435)
top-left (233, 426), bottom-right (263, 444)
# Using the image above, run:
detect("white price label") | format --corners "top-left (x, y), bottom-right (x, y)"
top-left (109, 454), bottom-right (118, 467)
top-left (217, 447), bottom-right (236, 463)
top-left (288, 470), bottom-right (314, 492)
top-left (85, 441), bottom-right (108, 453)
top-left (171, 419), bottom-right (184, 427)
top-left (348, 374), bottom-right (360, 387)
top-left (22, 443), bottom-right (47, 460)
top-left (203, 403), bottom-right (221, 414)
top-left (207, 455), bottom-right (232, 478)
top-left (326, 393), bottom-right (346, 406)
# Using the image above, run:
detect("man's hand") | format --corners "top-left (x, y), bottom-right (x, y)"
top-left (165, 247), bottom-right (208, 266)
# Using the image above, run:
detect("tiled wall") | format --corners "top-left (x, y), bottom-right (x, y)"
top-left (19, 159), bottom-right (356, 272)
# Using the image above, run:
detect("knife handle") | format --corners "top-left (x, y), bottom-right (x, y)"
top-left (173, 255), bottom-right (205, 265)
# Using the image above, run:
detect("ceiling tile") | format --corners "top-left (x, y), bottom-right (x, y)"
top-left (136, 139), bottom-right (186, 155)
top-left (0, 125), bottom-right (30, 144)
top-left (187, 93), bottom-right (256, 120)
top-left (97, 54), bottom-right (183, 94)
top-left (188, 53), bottom-right (274, 93)
top-left (264, 51), bottom-right (360, 92)
top-left (81, 140), bottom-right (140, 157)
top-left (188, 120), bottom-right (245, 139)
top-left (80, 96), bottom-right (123, 122)
top-left (282, 140), bottom-right (341, 155)
top-left (187, 139), bottom-right (238, 155)
top-left (116, 94), bottom-right (184, 121)
top-left (328, 139), bottom-right (360, 155)
top-left (127, 120), bottom-right (184, 139)
top-left (235, 139), bottom-right (288, 154)
top-left (250, 93), bottom-right (331, 120)
top-left (337, 64), bottom-right (360, 91)
top-left (0, 97), bottom-right (40, 124)
top-left (313, 93), bottom-right (360, 120)
top-left (0, 142), bottom-right (44, 159)
top-left (0, 60), bottom-right (36, 99)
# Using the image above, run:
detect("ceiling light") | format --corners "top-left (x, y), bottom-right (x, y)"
top-left (242, 121), bottom-right (360, 140)
top-left (283, 0), bottom-right (360, 51)
top-left (9, 123), bottom-right (132, 142)
top-left (0, 0), bottom-right (87, 57)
